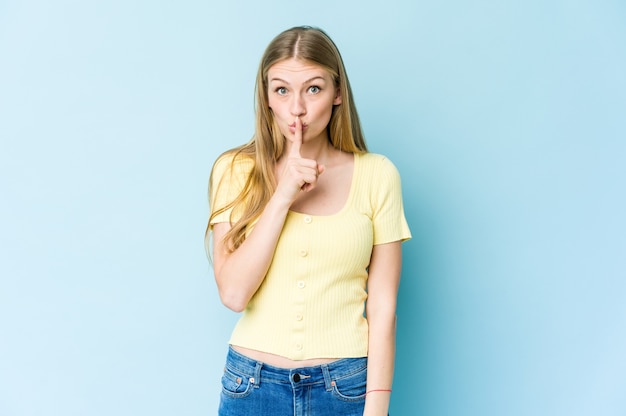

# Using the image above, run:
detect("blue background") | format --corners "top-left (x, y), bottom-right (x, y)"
top-left (1, 0), bottom-right (624, 415)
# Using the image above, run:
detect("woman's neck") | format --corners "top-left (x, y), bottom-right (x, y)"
top-left (300, 140), bottom-right (336, 163)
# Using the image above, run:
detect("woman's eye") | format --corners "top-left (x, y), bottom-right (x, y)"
top-left (276, 87), bottom-right (288, 95)
top-left (308, 86), bottom-right (321, 94)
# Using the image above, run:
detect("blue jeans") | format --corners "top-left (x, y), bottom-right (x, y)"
top-left (218, 346), bottom-right (368, 416)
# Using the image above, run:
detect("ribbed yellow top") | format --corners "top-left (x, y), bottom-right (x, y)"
top-left (210, 152), bottom-right (411, 360)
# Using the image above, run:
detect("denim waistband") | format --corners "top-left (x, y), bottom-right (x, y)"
top-left (225, 346), bottom-right (367, 390)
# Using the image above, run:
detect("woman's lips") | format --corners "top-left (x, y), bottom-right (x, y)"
top-left (288, 123), bottom-right (308, 133)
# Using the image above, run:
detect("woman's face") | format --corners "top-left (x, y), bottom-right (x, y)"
top-left (267, 58), bottom-right (342, 146)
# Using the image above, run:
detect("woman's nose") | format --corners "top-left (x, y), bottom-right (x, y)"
top-left (290, 94), bottom-right (306, 116)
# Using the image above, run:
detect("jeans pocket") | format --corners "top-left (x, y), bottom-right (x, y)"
top-left (331, 365), bottom-right (367, 402)
top-left (221, 367), bottom-right (253, 398)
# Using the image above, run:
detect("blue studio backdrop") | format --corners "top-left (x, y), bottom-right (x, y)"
top-left (1, 0), bottom-right (624, 415)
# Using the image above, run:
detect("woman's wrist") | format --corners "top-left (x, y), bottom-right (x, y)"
top-left (365, 389), bottom-right (392, 396)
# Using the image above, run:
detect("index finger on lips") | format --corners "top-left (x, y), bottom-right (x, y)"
top-left (289, 116), bottom-right (303, 158)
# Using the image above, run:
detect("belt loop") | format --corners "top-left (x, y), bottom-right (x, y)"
top-left (321, 363), bottom-right (332, 391)
top-left (252, 361), bottom-right (263, 388)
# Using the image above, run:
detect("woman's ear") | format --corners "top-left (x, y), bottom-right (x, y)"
top-left (334, 88), bottom-right (342, 105)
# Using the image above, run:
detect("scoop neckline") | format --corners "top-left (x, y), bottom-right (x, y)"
top-left (288, 152), bottom-right (360, 218)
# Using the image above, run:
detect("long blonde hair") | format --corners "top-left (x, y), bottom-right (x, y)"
top-left (206, 26), bottom-right (367, 253)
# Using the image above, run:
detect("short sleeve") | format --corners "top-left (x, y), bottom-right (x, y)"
top-left (371, 156), bottom-right (412, 245)
top-left (209, 153), bottom-right (254, 227)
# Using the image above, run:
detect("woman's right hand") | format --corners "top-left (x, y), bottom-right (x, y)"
top-left (275, 116), bottom-right (325, 204)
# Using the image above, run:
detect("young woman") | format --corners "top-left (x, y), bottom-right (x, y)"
top-left (206, 26), bottom-right (411, 416)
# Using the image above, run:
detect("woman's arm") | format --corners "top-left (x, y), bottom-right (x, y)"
top-left (212, 195), bottom-right (291, 312)
top-left (212, 117), bottom-right (322, 312)
top-left (363, 240), bottom-right (403, 416)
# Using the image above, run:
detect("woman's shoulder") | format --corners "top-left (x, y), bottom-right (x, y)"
top-left (212, 149), bottom-right (255, 177)
top-left (356, 152), bottom-right (400, 172)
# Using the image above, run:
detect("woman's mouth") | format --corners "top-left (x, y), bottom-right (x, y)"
top-left (288, 122), bottom-right (308, 133)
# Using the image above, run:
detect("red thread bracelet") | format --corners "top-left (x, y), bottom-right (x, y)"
top-left (365, 389), bottom-right (392, 395)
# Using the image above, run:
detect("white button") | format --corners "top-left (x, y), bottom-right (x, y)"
top-left (296, 314), bottom-right (303, 321)
top-left (299, 249), bottom-right (308, 257)
top-left (297, 280), bottom-right (306, 289)
top-left (295, 343), bottom-right (303, 350)
top-left (303, 216), bottom-right (312, 224)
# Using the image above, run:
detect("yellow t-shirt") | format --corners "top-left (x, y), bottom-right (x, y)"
top-left (210, 151), bottom-right (411, 360)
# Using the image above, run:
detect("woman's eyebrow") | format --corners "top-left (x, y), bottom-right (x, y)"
top-left (303, 76), bottom-right (326, 84)
top-left (269, 77), bottom-right (289, 84)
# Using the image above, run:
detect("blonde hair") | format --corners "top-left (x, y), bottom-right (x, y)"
top-left (206, 26), bottom-right (367, 253)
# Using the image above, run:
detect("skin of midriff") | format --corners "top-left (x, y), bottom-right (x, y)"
top-left (232, 345), bottom-right (340, 369)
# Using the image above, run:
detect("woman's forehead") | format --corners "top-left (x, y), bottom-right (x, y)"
top-left (267, 58), bottom-right (332, 81)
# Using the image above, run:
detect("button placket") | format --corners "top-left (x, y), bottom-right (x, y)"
top-left (292, 214), bottom-right (312, 358)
